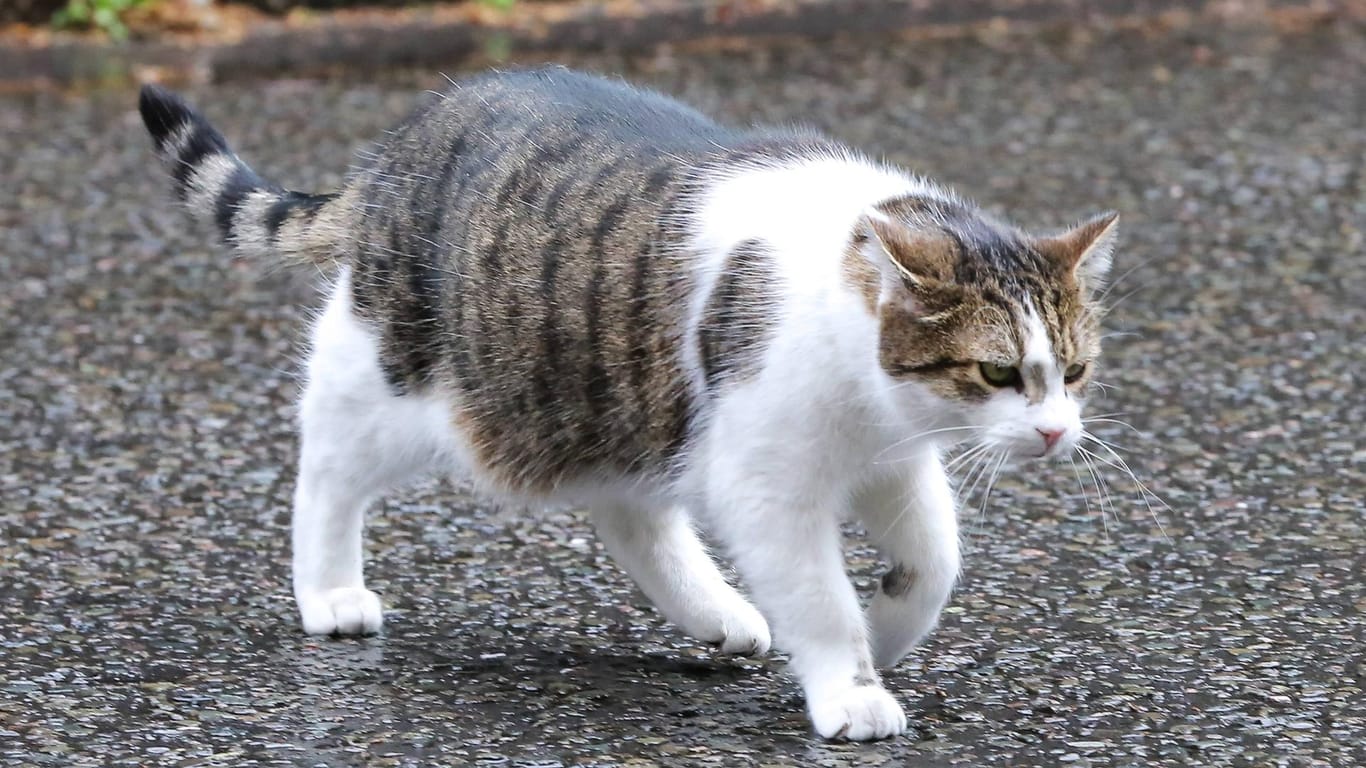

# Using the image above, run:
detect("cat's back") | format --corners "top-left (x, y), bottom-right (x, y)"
top-left (366, 67), bottom-right (735, 185)
top-left (446, 67), bottom-right (733, 153)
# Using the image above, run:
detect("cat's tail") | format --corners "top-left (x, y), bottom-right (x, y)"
top-left (138, 84), bottom-right (350, 266)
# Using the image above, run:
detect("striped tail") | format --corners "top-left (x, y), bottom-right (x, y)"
top-left (138, 84), bottom-right (348, 265)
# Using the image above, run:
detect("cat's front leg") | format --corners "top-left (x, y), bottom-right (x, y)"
top-left (857, 446), bottom-right (961, 668)
top-left (706, 477), bottom-right (907, 741)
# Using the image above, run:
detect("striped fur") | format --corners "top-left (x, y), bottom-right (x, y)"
top-left (334, 70), bottom-right (841, 492)
top-left (139, 85), bottom-right (352, 265)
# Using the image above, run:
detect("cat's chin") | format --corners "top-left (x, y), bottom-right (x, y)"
top-left (1021, 445), bottom-right (1078, 462)
top-left (980, 444), bottom-right (1065, 464)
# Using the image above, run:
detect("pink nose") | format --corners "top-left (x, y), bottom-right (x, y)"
top-left (1037, 428), bottom-right (1065, 451)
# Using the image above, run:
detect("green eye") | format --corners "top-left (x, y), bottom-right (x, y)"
top-left (1064, 362), bottom-right (1088, 383)
top-left (979, 362), bottom-right (1021, 388)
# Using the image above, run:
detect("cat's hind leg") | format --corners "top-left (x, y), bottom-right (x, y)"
top-left (857, 447), bottom-right (961, 668)
top-left (591, 503), bottom-right (771, 655)
top-left (292, 273), bottom-right (453, 636)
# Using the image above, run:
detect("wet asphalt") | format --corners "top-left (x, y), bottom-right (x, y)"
top-left (2, 14), bottom-right (1364, 768)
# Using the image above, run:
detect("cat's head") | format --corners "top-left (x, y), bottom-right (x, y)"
top-left (850, 195), bottom-right (1118, 460)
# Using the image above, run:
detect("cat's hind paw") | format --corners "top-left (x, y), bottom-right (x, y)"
top-left (297, 587), bottom-right (384, 636)
top-left (809, 685), bottom-right (907, 741)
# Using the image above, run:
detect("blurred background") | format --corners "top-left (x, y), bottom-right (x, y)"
top-left (7, 0), bottom-right (1354, 86)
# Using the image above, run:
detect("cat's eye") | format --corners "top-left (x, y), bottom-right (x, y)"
top-left (1064, 362), bottom-right (1088, 383)
top-left (978, 362), bottom-right (1021, 388)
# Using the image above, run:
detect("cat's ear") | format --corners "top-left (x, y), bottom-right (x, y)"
top-left (1035, 211), bottom-right (1119, 291)
top-left (855, 213), bottom-right (956, 310)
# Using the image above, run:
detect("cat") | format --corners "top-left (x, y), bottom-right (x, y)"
top-left (138, 66), bottom-right (1117, 741)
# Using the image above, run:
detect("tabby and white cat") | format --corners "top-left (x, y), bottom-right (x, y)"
top-left (139, 67), bottom-right (1117, 741)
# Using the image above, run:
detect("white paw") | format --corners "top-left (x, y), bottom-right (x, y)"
top-left (711, 599), bottom-right (772, 656)
top-left (809, 685), bottom-right (908, 741)
top-left (297, 587), bottom-right (384, 636)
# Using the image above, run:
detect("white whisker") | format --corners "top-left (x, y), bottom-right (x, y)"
top-left (944, 441), bottom-right (993, 473)
top-left (1078, 448), bottom-right (1117, 542)
top-left (1089, 379), bottom-right (1118, 394)
top-left (873, 425), bottom-right (982, 462)
top-left (1068, 455), bottom-right (1103, 543)
top-left (1083, 417), bottom-right (1143, 435)
top-left (1094, 253), bottom-right (1160, 307)
top-left (1077, 440), bottom-right (1172, 544)
top-left (976, 451), bottom-right (1008, 526)
top-left (953, 448), bottom-right (995, 546)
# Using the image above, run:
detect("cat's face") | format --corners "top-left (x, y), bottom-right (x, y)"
top-left (856, 198), bottom-right (1117, 460)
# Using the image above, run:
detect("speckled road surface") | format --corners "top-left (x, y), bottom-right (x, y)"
top-left (3, 16), bottom-right (1364, 767)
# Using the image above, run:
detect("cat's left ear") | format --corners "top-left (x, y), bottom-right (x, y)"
top-left (855, 213), bottom-right (957, 311)
top-left (1035, 211), bottom-right (1119, 292)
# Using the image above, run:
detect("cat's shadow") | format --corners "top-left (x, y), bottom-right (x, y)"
top-left (286, 617), bottom-right (769, 678)
top-left (280, 620), bottom-right (808, 747)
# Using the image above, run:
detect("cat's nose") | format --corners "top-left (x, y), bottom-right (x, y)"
top-left (1036, 428), bottom-right (1065, 452)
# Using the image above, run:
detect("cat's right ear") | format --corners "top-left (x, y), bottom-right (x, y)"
top-left (1034, 211), bottom-right (1119, 293)
top-left (855, 213), bottom-right (956, 312)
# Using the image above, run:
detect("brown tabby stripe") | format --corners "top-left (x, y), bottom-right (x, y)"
top-left (698, 239), bottom-right (780, 389)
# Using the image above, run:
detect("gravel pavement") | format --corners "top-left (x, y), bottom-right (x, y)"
top-left (2, 16), bottom-right (1364, 767)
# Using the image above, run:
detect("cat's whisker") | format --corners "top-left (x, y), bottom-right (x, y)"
top-left (967, 450), bottom-right (1005, 544)
top-left (944, 441), bottom-right (993, 473)
top-left (1081, 431), bottom-right (1154, 473)
top-left (873, 426), bottom-right (981, 462)
top-left (831, 377), bottom-right (921, 408)
top-left (1082, 417), bottom-right (1146, 437)
top-left (1078, 437), bottom-right (1163, 500)
top-left (1099, 282), bottom-right (1154, 314)
top-left (951, 449), bottom-right (994, 545)
top-left (1078, 448), bottom-right (1118, 543)
top-left (1068, 455), bottom-right (1104, 543)
top-left (975, 451), bottom-right (1008, 529)
top-left (1089, 379), bottom-right (1117, 394)
top-left (945, 453), bottom-right (984, 478)
top-left (957, 448), bottom-right (998, 510)
top-left (1076, 442), bottom-right (1172, 544)
top-left (871, 500), bottom-right (915, 546)
top-left (952, 450), bottom-right (986, 498)
top-left (1093, 253), bottom-right (1160, 307)
top-left (965, 458), bottom-right (991, 542)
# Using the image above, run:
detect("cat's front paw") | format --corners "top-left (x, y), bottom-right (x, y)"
top-left (297, 587), bottom-right (384, 636)
top-left (711, 599), bottom-right (771, 656)
top-left (809, 685), bottom-right (907, 741)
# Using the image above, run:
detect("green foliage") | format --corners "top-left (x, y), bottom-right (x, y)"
top-left (479, 0), bottom-right (518, 10)
top-left (53, 0), bottom-right (151, 39)
top-left (483, 31), bottom-right (512, 62)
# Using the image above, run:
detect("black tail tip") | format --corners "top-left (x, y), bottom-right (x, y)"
top-left (138, 84), bottom-right (196, 150)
